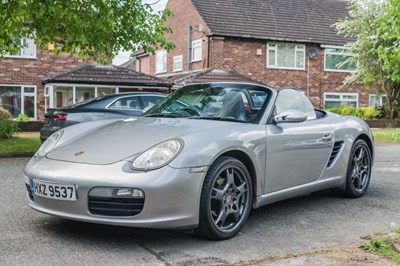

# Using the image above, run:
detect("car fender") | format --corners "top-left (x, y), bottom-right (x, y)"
top-left (168, 123), bottom-right (266, 197)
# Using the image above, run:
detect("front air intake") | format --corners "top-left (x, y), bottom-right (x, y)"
top-left (88, 187), bottom-right (145, 217)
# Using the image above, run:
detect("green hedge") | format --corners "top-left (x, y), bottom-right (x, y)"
top-left (0, 108), bottom-right (19, 139)
top-left (0, 119), bottom-right (19, 139)
top-left (325, 106), bottom-right (381, 120)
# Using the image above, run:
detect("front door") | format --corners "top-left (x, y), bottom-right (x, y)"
top-left (264, 119), bottom-right (334, 193)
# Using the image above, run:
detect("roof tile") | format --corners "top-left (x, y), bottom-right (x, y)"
top-left (43, 65), bottom-right (172, 87)
top-left (165, 68), bottom-right (268, 87)
top-left (191, 0), bottom-right (352, 45)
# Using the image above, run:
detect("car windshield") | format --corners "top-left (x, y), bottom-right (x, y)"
top-left (145, 83), bottom-right (271, 124)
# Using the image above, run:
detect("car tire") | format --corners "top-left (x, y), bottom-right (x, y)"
top-left (195, 156), bottom-right (252, 240)
top-left (344, 139), bottom-right (372, 198)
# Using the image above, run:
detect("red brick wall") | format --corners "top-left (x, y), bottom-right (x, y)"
top-left (136, 56), bottom-right (151, 74)
top-left (0, 47), bottom-right (93, 120)
top-left (149, 0), bottom-right (210, 75)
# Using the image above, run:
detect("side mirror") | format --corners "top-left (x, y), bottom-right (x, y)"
top-left (274, 110), bottom-right (307, 123)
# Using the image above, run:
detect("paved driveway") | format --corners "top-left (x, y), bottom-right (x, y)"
top-left (0, 143), bottom-right (399, 265)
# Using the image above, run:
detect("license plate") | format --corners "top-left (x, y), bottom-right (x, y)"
top-left (30, 179), bottom-right (77, 201)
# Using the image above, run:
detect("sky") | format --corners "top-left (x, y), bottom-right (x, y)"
top-left (112, 0), bottom-right (169, 65)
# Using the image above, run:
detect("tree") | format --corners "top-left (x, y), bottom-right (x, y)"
top-left (336, 0), bottom-right (400, 119)
top-left (0, 0), bottom-right (174, 63)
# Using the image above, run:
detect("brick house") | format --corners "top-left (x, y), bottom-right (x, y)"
top-left (0, 43), bottom-right (171, 121)
top-left (138, 0), bottom-right (383, 109)
top-left (0, 42), bottom-right (95, 121)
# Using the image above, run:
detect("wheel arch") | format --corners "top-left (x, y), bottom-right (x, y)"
top-left (355, 133), bottom-right (374, 163)
top-left (217, 150), bottom-right (258, 205)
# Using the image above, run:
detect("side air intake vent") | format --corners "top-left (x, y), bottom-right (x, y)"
top-left (327, 141), bottom-right (344, 168)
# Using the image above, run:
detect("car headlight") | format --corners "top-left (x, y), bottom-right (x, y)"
top-left (131, 139), bottom-right (183, 171)
top-left (36, 130), bottom-right (64, 157)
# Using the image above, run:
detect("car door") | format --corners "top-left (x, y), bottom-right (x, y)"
top-left (264, 89), bottom-right (334, 193)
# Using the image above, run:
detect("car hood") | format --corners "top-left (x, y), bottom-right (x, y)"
top-left (46, 117), bottom-right (232, 165)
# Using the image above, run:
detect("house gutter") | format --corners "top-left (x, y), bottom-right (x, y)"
top-left (187, 26), bottom-right (192, 72)
top-left (207, 36), bottom-right (211, 68)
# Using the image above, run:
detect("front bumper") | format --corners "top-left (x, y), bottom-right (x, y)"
top-left (23, 157), bottom-right (205, 229)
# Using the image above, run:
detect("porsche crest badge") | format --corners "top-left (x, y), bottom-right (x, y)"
top-left (75, 151), bottom-right (85, 157)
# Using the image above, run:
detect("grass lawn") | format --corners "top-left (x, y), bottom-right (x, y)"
top-left (0, 136), bottom-right (41, 154)
top-left (372, 128), bottom-right (400, 144)
top-left (361, 229), bottom-right (400, 264)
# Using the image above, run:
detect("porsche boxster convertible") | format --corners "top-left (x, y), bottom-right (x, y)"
top-left (24, 82), bottom-right (374, 239)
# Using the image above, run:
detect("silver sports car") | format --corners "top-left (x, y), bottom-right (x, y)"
top-left (24, 82), bottom-right (374, 240)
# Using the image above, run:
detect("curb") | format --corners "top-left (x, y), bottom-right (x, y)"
top-left (0, 153), bottom-right (35, 158)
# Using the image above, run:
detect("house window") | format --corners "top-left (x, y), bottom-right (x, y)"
top-left (97, 87), bottom-right (116, 96)
top-left (324, 93), bottom-right (358, 109)
top-left (267, 42), bottom-right (305, 70)
top-left (155, 49), bottom-right (167, 73)
top-left (75, 87), bottom-right (95, 104)
top-left (191, 39), bottom-right (202, 62)
top-left (0, 85), bottom-right (37, 120)
top-left (51, 85), bottom-right (119, 109)
top-left (173, 55), bottom-right (183, 72)
top-left (369, 94), bottom-right (386, 107)
top-left (53, 86), bottom-right (74, 108)
top-left (323, 45), bottom-right (356, 72)
top-left (6, 38), bottom-right (36, 59)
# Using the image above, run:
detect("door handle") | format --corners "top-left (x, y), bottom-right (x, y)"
top-left (322, 133), bottom-right (333, 142)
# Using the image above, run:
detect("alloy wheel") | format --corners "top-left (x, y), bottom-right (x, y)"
top-left (351, 145), bottom-right (371, 192)
top-left (210, 164), bottom-right (250, 233)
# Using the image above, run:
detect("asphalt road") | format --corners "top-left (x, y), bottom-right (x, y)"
top-left (0, 142), bottom-right (399, 265)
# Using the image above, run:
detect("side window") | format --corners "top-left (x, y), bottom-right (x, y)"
top-left (141, 96), bottom-right (164, 108)
top-left (108, 96), bottom-right (141, 109)
top-left (275, 89), bottom-right (316, 120)
top-left (248, 90), bottom-right (269, 109)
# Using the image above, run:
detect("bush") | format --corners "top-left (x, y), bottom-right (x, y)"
top-left (340, 106), bottom-right (357, 116)
top-left (363, 107), bottom-right (376, 120)
top-left (374, 105), bottom-right (387, 119)
top-left (0, 108), bottom-right (12, 120)
top-left (0, 119), bottom-right (19, 139)
top-left (326, 106), bottom-right (379, 120)
top-left (15, 113), bottom-right (30, 122)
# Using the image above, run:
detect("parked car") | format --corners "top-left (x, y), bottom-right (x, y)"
top-left (25, 83), bottom-right (373, 240)
top-left (40, 92), bottom-right (166, 142)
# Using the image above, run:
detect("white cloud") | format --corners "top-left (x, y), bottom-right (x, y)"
top-left (113, 51), bottom-right (132, 66)
top-left (145, 0), bottom-right (168, 12)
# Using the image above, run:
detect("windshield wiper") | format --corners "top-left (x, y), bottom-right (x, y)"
top-left (190, 116), bottom-right (249, 123)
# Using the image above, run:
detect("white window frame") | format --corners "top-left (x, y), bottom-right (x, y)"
top-left (0, 84), bottom-right (37, 120)
top-left (191, 39), bottom-right (202, 62)
top-left (5, 38), bottom-right (37, 59)
top-left (324, 92), bottom-right (359, 108)
top-left (173, 55), bottom-right (183, 72)
top-left (155, 49), bottom-right (167, 74)
top-left (267, 42), bottom-right (305, 70)
top-left (369, 94), bottom-right (386, 107)
top-left (322, 45), bottom-right (356, 73)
